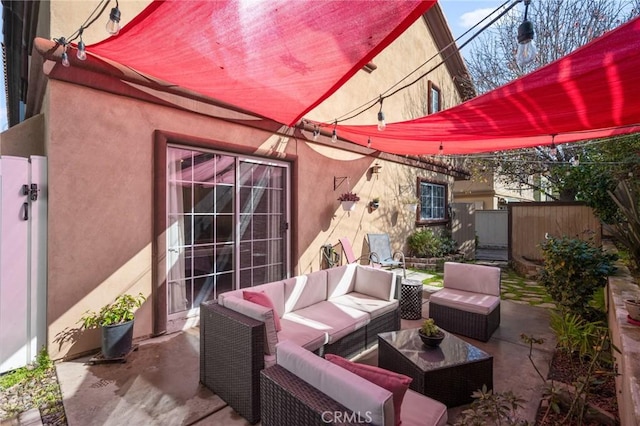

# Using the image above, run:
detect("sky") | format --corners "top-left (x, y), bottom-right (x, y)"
top-left (438, 0), bottom-right (507, 40)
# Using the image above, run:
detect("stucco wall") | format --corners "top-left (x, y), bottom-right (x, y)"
top-left (0, 114), bottom-right (45, 157)
top-left (305, 16), bottom-right (463, 126)
top-left (45, 80), bottom-right (453, 359)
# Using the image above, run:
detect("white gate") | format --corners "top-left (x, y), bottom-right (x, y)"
top-left (475, 210), bottom-right (508, 248)
top-left (0, 156), bottom-right (47, 373)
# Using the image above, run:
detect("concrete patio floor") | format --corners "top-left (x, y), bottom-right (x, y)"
top-left (54, 276), bottom-right (556, 426)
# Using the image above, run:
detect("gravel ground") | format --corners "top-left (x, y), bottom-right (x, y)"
top-left (0, 366), bottom-right (66, 426)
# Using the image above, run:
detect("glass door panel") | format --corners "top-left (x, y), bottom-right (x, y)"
top-left (166, 146), bottom-right (289, 321)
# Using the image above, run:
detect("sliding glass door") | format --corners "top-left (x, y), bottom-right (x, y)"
top-left (166, 146), bottom-right (289, 324)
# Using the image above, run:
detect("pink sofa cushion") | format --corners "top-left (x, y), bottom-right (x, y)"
top-left (244, 291), bottom-right (282, 331)
top-left (325, 354), bottom-right (412, 425)
top-left (327, 264), bottom-right (356, 298)
top-left (443, 262), bottom-right (501, 296)
top-left (354, 266), bottom-right (395, 301)
top-left (283, 301), bottom-right (369, 343)
top-left (284, 270), bottom-right (328, 313)
top-left (429, 288), bottom-right (499, 315)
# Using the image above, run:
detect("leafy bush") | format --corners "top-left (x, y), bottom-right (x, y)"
top-left (538, 237), bottom-right (617, 320)
top-left (454, 385), bottom-right (528, 426)
top-left (406, 228), bottom-right (457, 258)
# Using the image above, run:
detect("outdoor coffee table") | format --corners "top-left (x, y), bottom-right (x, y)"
top-left (377, 328), bottom-right (493, 407)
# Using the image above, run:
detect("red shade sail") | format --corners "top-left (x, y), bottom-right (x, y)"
top-left (330, 15), bottom-right (640, 155)
top-left (88, 0), bottom-right (436, 126)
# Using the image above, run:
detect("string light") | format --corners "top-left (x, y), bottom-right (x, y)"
top-left (331, 122), bottom-right (338, 143)
top-left (61, 50), bottom-right (70, 67)
top-left (106, 0), bottom-right (122, 35)
top-left (438, 142), bottom-right (444, 155)
top-left (516, 0), bottom-right (537, 67)
top-left (53, 37), bottom-right (71, 67)
top-left (312, 126), bottom-right (320, 141)
top-left (377, 97), bottom-right (386, 131)
top-left (76, 39), bottom-right (87, 60)
top-left (54, 0), bottom-right (124, 68)
top-left (367, 137), bottom-right (372, 148)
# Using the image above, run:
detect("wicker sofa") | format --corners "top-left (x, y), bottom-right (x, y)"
top-left (428, 262), bottom-right (501, 342)
top-left (260, 340), bottom-right (448, 426)
top-left (200, 264), bottom-right (400, 423)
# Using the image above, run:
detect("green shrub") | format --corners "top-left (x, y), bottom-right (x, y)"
top-left (539, 237), bottom-right (617, 320)
top-left (549, 310), bottom-right (606, 360)
top-left (406, 228), bottom-right (457, 258)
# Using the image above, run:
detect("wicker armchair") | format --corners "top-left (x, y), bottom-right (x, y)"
top-left (428, 262), bottom-right (501, 342)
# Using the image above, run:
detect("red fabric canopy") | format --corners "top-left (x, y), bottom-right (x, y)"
top-left (88, 0), bottom-right (435, 126)
top-left (329, 16), bottom-right (640, 155)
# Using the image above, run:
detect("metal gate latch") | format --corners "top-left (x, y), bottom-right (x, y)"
top-left (22, 183), bottom-right (39, 201)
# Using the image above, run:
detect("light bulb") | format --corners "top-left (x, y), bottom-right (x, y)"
top-left (549, 143), bottom-right (557, 157)
top-left (76, 41), bottom-right (87, 61)
top-left (367, 137), bottom-right (371, 148)
top-left (516, 19), bottom-right (537, 67)
top-left (106, 7), bottom-right (121, 35)
top-left (516, 40), bottom-right (537, 67)
top-left (312, 127), bottom-right (319, 141)
top-left (331, 129), bottom-right (338, 143)
top-left (377, 111), bottom-right (386, 131)
top-left (61, 51), bottom-right (70, 67)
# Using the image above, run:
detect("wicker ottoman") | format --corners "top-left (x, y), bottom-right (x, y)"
top-left (378, 328), bottom-right (493, 407)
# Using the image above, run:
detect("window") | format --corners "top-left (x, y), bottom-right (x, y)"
top-left (428, 81), bottom-right (441, 114)
top-left (418, 179), bottom-right (447, 223)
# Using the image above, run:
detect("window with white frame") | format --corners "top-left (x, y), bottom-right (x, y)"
top-left (418, 180), bottom-right (447, 222)
top-left (428, 81), bottom-right (441, 114)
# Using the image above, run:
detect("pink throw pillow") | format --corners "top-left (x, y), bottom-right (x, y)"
top-left (243, 291), bottom-right (282, 332)
top-left (325, 354), bottom-right (412, 425)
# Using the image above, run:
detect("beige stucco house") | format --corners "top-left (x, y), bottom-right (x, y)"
top-left (453, 171), bottom-right (539, 210)
top-left (2, 1), bottom-right (472, 360)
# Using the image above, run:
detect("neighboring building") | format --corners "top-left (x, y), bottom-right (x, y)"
top-left (1, 1), bottom-right (472, 360)
top-left (453, 171), bottom-right (541, 210)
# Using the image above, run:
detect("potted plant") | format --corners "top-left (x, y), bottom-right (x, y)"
top-left (418, 318), bottom-right (445, 347)
top-left (624, 298), bottom-right (640, 322)
top-left (337, 191), bottom-right (360, 211)
top-left (79, 293), bottom-right (146, 359)
top-left (369, 196), bottom-right (380, 210)
top-left (402, 196), bottom-right (420, 212)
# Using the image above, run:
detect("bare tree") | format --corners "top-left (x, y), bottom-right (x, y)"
top-left (467, 0), bottom-right (640, 94)
top-left (461, 0), bottom-right (640, 200)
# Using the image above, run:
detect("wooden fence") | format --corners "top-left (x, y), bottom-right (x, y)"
top-left (509, 202), bottom-right (601, 262)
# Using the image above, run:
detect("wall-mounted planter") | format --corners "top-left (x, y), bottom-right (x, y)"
top-left (341, 201), bottom-right (357, 211)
